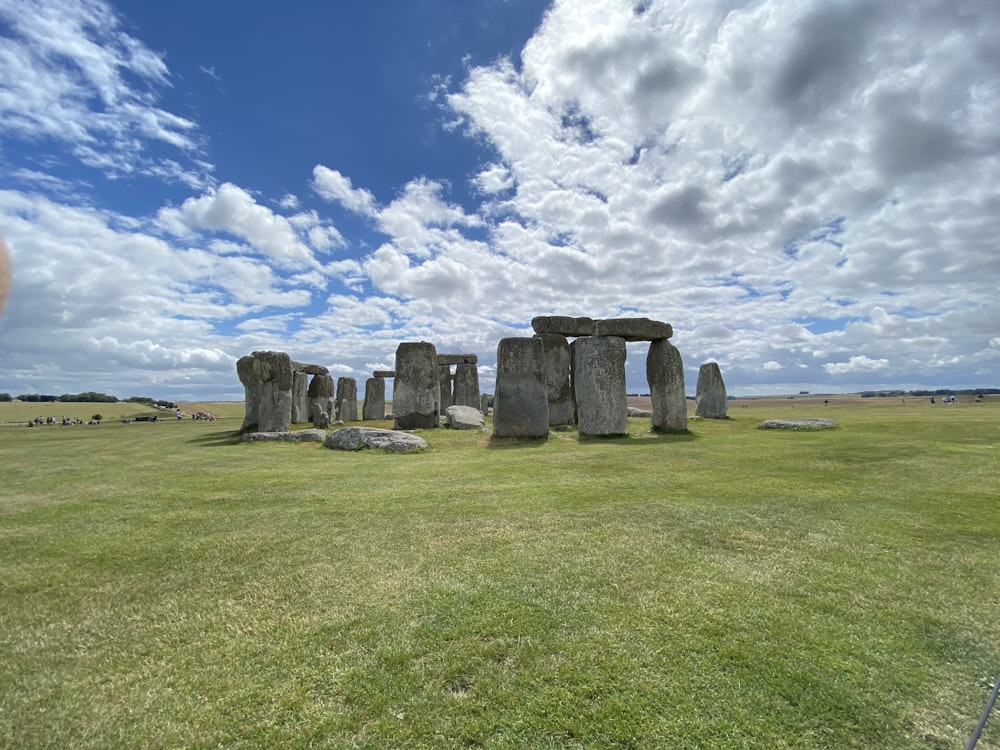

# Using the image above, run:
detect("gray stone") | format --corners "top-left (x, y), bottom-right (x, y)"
top-left (445, 404), bottom-right (485, 430)
top-left (310, 402), bottom-right (330, 430)
top-left (627, 407), bottom-right (652, 418)
top-left (531, 315), bottom-right (596, 337)
top-left (290, 361), bottom-right (329, 376)
top-left (393, 342), bottom-right (440, 430)
top-left (335, 378), bottom-right (358, 421)
top-left (493, 337), bottom-right (549, 438)
top-left (594, 317), bottom-right (673, 342)
top-left (695, 362), bottom-right (728, 419)
top-left (291, 371), bottom-right (309, 423)
top-left (437, 353), bottom-right (478, 365)
top-left (480, 394), bottom-right (490, 415)
top-left (236, 355), bottom-right (260, 434)
top-left (647, 338), bottom-right (688, 432)
top-left (571, 336), bottom-right (628, 435)
top-left (453, 362), bottom-right (481, 409)
top-left (760, 418), bottom-right (836, 430)
top-left (373, 370), bottom-right (396, 378)
top-left (324, 426), bottom-right (428, 453)
top-left (308, 373), bottom-right (334, 428)
top-left (439, 365), bottom-right (453, 408)
top-left (240, 429), bottom-right (327, 443)
top-left (536, 332), bottom-right (575, 426)
top-left (362, 377), bottom-right (386, 421)
top-left (253, 351), bottom-right (294, 433)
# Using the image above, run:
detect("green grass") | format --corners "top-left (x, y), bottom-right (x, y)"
top-left (1, 400), bottom-right (998, 748)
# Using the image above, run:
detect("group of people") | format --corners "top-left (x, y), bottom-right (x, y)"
top-left (26, 416), bottom-right (100, 426)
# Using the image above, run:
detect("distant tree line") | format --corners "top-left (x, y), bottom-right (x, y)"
top-left (1, 392), bottom-right (176, 408)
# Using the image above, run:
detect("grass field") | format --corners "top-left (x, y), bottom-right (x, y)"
top-left (1, 397), bottom-right (998, 748)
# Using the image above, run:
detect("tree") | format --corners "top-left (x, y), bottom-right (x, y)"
top-left (91, 414), bottom-right (103, 423)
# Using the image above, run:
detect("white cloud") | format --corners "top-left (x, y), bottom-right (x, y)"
top-left (824, 355), bottom-right (891, 375)
top-left (312, 165), bottom-right (378, 216)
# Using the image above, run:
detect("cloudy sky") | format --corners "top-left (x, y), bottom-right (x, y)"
top-left (1, 0), bottom-right (998, 401)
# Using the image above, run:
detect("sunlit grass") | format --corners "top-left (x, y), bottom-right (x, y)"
top-left (1, 399), bottom-right (998, 748)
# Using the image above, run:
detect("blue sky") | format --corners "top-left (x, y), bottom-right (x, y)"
top-left (1, 0), bottom-right (999, 400)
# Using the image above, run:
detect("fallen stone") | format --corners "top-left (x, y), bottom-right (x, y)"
top-left (240, 429), bottom-right (327, 443)
top-left (324, 426), bottom-right (428, 452)
top-left (760, 419), bottom-right (836, 430)
top-left (445, 404), bottom-right (485, 430)
top-left (627, 407), bottom-right (652, 418)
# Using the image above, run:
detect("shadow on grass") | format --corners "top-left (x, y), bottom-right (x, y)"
top-left (187, 430), bottom-right (242, 447)
top-left (486, 435), bottom-right (551, 449)
top-left (578, 429), bottom-right (699, 444)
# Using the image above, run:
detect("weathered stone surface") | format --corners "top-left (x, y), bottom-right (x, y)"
top-left (493, 337), bottom-right (549, 438)
top-left (324, 426), bottom-right (428, 453)
top-left (254, 351), bottom-right (294, 433)
top-left (310, 402), bottom-right (330, 430)
top-left (308, 373), bottom-right (334, 428)
top-left (236, 355), bottom-right (260, 433)
top-left (336, 377), bottom-right (358, 421)
top-left (594, 317), bottom-right (673, 342)
top-left (480, 394), bottom-right (490, 415)
top-left (695, 362), bottom-right (728, 419)
top-left (536, 332), bottom-right (575, 426)
top-left (373, 370), bottom-right (396, 378)
top-left (445, 404), bottom-right (485, 430)
top-left (291, 371), bottom-right (309, 423)
top-left (439, 365), bottom-right (453, 408)
top-left (240, 429), bottom-right (327, 443)
top-left (393, 342), bottom-right (440, 430)
top-left (291, 361), bottom-right (329, 376)
top-left (760, 418), bottom-right (836, 430)
top-left (437, 353), bottom-right (478, 366)
top-left (531, 315), bottom-right (596, 337)
top-left (453, 362), bottom-right (481, 409)
top-left (647, 338), bottom-right (688, 432)
top-left (571, 336), bottom-right (627, 436)
top-left (362, 377), bottom-right (386, 421)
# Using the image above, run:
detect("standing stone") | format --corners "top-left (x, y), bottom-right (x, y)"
top-left (646, 339), bottom-right (688, 432)
top-left (335, 377), bottom-right (358, 421)
top-left (571, 336), bottom-right (627, 436)
top-left (236, 355), bottom-right (260, 434)
top-left (493, 337), bottom-right (549, 438)
top-left (291, 371), bottom-right (309, 423)
top-left (308, 374), bottom-right (334, 428)
top-left (480, 394), bottom-right (490, 415)
top-left (363, 377), bottom-right (386, 421)
top-left (439, 365), bottom-right (453, 408)
top-left (695, 362), bottom-right (728, 419)
top-left (535, 332), bottom-right (575, 426)
top-left (253, 351), bottom-right (294, 433)
top-left (393, 342), bottom-right (440, 429)
top-left (453, 362), bottom-right (481, 410)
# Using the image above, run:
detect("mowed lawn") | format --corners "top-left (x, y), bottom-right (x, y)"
top-left (1, 398), bottom-right (998, 749)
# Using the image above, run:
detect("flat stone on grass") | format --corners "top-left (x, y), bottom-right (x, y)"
top-left (240, 429), bottom-right (327, 442)
top-left (324, 426), bottom-right (428, 453)
top-left (760, 418), bottom-right (837, 431)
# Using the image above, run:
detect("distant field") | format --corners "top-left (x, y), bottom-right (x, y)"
top-left (0, 400), bottom-right (246, 424)
top-left (1, 396), bottom-right (997, 748)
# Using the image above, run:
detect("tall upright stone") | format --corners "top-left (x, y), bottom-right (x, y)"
top-left (646, 339), bottom-right (688, 432)
top-left (308, 373), bottom-right (334, 428)
top-left (438, 365), bottom-right (453, 408)
top-left (335, 377), bottom-right (358, 421)
top-left (253, 351), bottom-right (294, 433)
top-left (695, 361), bottom-right (728, 419)
top-left (453, 362), bottom-right (481, 410)
top-left (493, 337), bottom-right (549, 438)
top-left (535, 332), bottom-right (575, 426)
top-left (363, 376), bottom-right (386, 421)
top-left (393, 342), bottom-right (440, 429)
top-left (237, 355), bottom-right (260, 434)
top-left (571, 336), bottom-right (627, 436)
top-left (291, 371), bottom-right (309, 423)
